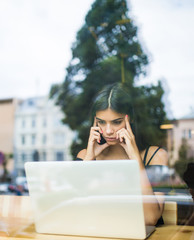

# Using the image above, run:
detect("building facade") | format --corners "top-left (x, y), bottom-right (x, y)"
top-left (0, 98), bottom-right (17, 176)
top-left (14, 96), bottom-right (76, 176)
top-left (166, 113), bottom-right (194, 166)
top-left (0, 98), bottom-right (17, 154)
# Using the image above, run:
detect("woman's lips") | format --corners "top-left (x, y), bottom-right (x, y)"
top-left (105, 137), bottom-right (117, 142)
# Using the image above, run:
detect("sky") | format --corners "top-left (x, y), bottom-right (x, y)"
top-left (0, 0), bottom-right (194, 119)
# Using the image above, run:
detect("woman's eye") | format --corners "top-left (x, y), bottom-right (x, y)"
top-left (98, 120), bottom-right (105, 125)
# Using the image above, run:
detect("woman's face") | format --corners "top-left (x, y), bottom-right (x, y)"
top-left (96, 108), bottom-right (126, 145)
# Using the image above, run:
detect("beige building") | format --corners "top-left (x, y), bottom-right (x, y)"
top-left (0, 98), bottom-right (17, 154)
top-left (165, 113), bottom-right (194, 166)
top-left (0, 98), bottom-right (17, 175)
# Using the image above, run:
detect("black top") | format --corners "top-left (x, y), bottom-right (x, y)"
top-left (143, 146), bottom-right (161, 166)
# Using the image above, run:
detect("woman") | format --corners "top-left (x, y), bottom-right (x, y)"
top-left (77, 83), bottom-right (168, 225)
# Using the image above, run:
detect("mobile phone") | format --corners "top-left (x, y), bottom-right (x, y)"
top-left (98, 133), bottom-right (107, 145)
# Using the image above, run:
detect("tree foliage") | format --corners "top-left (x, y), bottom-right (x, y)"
top-left (50, 0), bottom-right (167, 158)
top-left (174, 138), bottom-right (194, 179)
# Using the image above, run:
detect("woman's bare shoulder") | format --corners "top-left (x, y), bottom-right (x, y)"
top-left (77, 149), bottom-right (87, 159)
top-left (146, 146), bottom-right (168, 166)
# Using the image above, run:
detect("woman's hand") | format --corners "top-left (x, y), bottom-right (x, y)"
top-left (116, 115), bottom-right (141, 160)
top-left (84, 117), bottom-right (109, 160)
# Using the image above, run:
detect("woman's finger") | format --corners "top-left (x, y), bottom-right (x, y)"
top-left (117, 130), bottom-right (125, 143)
top-left (125, 115), bottom-right (130, 131)
top-left (90, 133), bottom-right (101, 142)
top-left (117, 129), bottom-right (133, 145)
top-left (93, 117), bottom-right (97, 127)
top-left (120, 133), bottom-right (124, 143)
top-left (125, 115), bottom-right (134, 136)
top-left (90, 129), bottom-right (101, 142)
top-left (91, 126), bottom-right (100, 132)
top-left (95, 135), bottom-right (101, 143)
top-left (116, 128), bottom-right (124, 138)
top-left (117, 128), bottom-right (130, 139)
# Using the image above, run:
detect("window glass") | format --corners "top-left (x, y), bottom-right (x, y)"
top-left (42, 151), bottom-right (47, 161)
top-left (31, 117), bottom-right (36, 128)
top-left (21, 153), bottom-right (26, 162)
top-left (42, 134), bottom-right (47, 144)
top-left (1, 0), bottom-right (194, 234)
top-left (43, 118), bottom-right (47, 127)
top-left (21, 135), bottom-right (25, 145)
top-left (56, 151), bottom-right (64, 161)
top-left (31, 134), bottom-right (36, 145)
top-left (21, 119), bottom-right (25, 128)
top-left (182, 130), bottom-right (186, 139)
top-left (188, 129), bottom-right (192, 139)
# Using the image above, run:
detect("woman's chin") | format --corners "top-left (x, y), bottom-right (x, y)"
top-left (106, 140), bottom-right (118, 145)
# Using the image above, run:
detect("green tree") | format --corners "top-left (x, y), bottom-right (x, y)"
top-left (0, 152), bottom-right (12, 182)
top-left (174, 138), bottom-right (194, 179)
top-left (50, 0), bottom-right (167, 158)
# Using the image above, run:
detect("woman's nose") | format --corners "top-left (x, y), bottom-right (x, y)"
top-left (106, 124), bottom-right (113, 135)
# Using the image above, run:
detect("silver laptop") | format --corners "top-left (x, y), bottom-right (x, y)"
top-left (25, 160), bottom-right (155, 239)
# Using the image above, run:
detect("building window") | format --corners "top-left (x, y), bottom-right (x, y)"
top-left (32, 150), bottom-right (39, 161)
top-left (21, 153), bottom-right (26, 162)
top-left (28, 99), bottom-right (34, 106)
top-left (21, 135), bottom-right (25, 145)
top-left (188, 129), bottom-right (192, 139)
top-left (182, 129), bottom-right (186, 139)
top-left (21, 119), bottom-right (25, 128)
top-left (42, 134), bottom-right (47, 144)
top-left (31, 134), bottom-right (36, 145)
top-left (42, 152), bottom-right (47, 161)
top-left (56, 152), bottom-right (64, 161)
top-left (43, 118), bottom-right (47, 127)
top-left (32, 117), bottom-right (36, 128)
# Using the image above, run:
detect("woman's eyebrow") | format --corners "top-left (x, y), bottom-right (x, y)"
top-left (112, 118), bottom-right (124, 121)
top-left (96, 117), bottom-right (104, 121)
top-left (96, 117), bottom-right (123, 121)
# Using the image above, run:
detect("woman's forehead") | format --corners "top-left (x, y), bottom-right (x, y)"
top-left (96, 108), bottom-right (125, 120)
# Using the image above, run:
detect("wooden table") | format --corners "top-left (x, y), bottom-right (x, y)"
top-left (0, 195), bottom-right (194, 240)
top-left (1, 217), bottom-right (194, 240)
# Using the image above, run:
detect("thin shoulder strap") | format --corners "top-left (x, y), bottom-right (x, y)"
top-left (143, 146), bottom-right (150, 166)
top-left (146, 147), bottom-right (161, 166)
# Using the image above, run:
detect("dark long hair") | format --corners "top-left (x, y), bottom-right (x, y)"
top-left (90, 83), bottom-right (144, 150)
